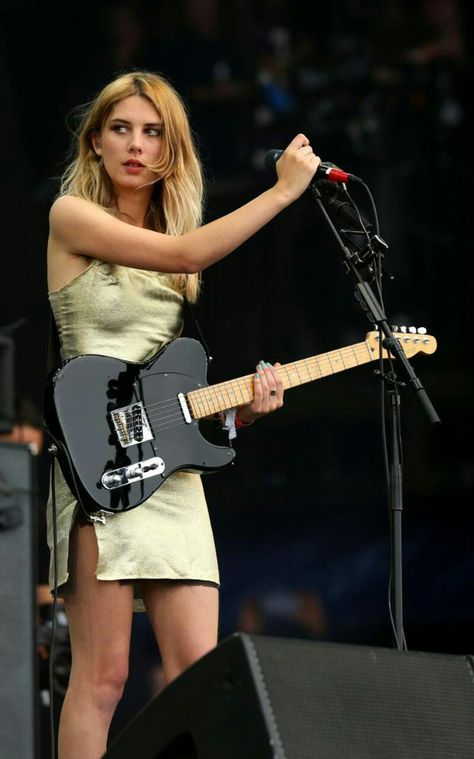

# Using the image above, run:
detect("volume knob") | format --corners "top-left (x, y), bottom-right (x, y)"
top-left (103, 473), bottom-right (122, 487)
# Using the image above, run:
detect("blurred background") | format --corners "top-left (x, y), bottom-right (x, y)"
top-left (1, 0), bottom-right (473, 748)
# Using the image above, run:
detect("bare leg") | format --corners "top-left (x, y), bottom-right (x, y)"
top-left (140, 580), bottom-right (219, 684)
top-left (58, 523), bottom-right (134, 759)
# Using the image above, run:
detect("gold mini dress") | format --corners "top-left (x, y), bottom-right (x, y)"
top-left (47, 259), bottom-right (219, 609)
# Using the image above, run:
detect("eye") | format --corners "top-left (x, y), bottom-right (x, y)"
top-left (111, 124), bottom-right (128, 133)
top-left (147, 126), bottom-right (163, 137)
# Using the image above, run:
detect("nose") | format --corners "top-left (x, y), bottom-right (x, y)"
top-left (128, 131), bottom-right (143, 153)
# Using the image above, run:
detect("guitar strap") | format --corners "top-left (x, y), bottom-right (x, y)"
top-left (46, 312), bottom-right (62, 377)
top-left (183, 298), bottom-right (213, 363)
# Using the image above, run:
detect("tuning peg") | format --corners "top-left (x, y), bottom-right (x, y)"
top-left (400, 326), bottom-right (407, 333)
top-left (408, 326), bottom-right (417, 334)
top-left (417, 327), bottom-right (427, 334)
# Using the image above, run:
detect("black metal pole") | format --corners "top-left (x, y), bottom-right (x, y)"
top-left (308, 179), bottom-right (440, 648)
top-left (388, 388), bottom-right (404, 649)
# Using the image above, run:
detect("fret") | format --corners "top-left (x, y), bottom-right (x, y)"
top-left (326, 351), bottom-right (336, 374)
top-left (199, 389), bottom-right (213, 417)
top-left (234, 379), bottom-right (246, 405)
top-left (338, 349), bottom-right (348, 368)
top-left (351, 345), bottom-right (360, 366)
top-left (318, 356), bottom-right (333, 378)
top-left (293, 361), bottom-right (304, 386)
top-left (188, 389), bottom-right (202, 419)
top-left (190, 377), bottom-right (254, 419)
top-left (312, 357), bottom-right (324, 379)
top-left (303, 358), bottom-right (313, 382)
top-left (283, 364), bottom-right (293, 388)
top-left (229, 382), bottom-right (239, 408)
top-left (188, 339), bottom-right (387, 419)
top-left (363, 340), bottom-right (374, 362)
top-left (212, 385), bottom-right (226, 413)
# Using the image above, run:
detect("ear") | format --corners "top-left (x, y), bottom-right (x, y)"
top-left (91, 131), bottom-right (102, 156)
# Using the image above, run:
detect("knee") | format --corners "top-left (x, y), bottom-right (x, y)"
top-left (71, 659), bottom-right (129, 714)
top-left (164, 642), bottom-right (216, 684)
top-left (93, 667), bottom-right (129, 713)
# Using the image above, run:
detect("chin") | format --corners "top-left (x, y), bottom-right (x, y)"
top-left (114, 176), bottom-right (152, 193)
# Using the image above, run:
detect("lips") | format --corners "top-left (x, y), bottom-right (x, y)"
top-left (123, 159), bottom-right (144, 167)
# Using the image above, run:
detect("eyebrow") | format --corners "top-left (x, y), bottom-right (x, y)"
top-left (110, 118), bottom-right (163, 127)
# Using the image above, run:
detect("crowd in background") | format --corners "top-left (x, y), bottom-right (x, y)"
top-left (3, 1), bottom-right (469, 187)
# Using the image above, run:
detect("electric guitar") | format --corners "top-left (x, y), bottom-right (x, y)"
top-left (44, 329), bottom-right (436, 516)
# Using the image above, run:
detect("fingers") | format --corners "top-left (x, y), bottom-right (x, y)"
top-left (285, 134), bottom-right (319, 165)
top-left (237, 361), bottom-right (284, 425)
top-left (252, 361), bottom-right (284, 415)
top-left (276, 134), bottom-right (321, 202)
top-left (287, 132), bottom-right (310, 150)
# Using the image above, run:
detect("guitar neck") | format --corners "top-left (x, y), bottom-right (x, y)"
top-left (187, 339), bottom-right (375, 420)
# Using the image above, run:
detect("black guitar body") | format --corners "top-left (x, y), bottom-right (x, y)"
top-left (44, 338), bottom-right (235, 515)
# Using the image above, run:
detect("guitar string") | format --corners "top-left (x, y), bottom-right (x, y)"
top-left (121, 357), bottom-right (364, 439)
top-left (113, 340), bottom-right (419, 439)
top-left (141, 375), bottom-right (348, 433)
top-left (135, 338), bottom-right (422, 430)
top-left (139, 361), bottom-right (366, 431)
top-left (104, 342), bottom-right (426, 440)
top-left (114, 337), bottom-right (420, 422)
top-left (143, 351), bottom-right (366, 423)
top-left (137, 344), bottom-right (370, 416)
top-left (140, 345), bottom-right (371, 420)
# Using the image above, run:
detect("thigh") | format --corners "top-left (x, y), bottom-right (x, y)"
top-left (63, 521), bottom-right (134, 683)
top-left (139, 580), bottom-right (219, 683)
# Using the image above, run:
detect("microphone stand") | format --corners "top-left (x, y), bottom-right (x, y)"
top-left (309, 180), bottom-right (441, 650)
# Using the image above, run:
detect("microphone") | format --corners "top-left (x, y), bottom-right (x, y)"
top-left (264, 149), bottom-right (360, 183)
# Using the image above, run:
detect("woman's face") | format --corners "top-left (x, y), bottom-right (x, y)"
top-left (93, 94), bottom-right (163, 193)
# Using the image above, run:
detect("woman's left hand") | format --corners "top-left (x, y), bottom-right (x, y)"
top-left (237, 361), bottom-right (284, 425)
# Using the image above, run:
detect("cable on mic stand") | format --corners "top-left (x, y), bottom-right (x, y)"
top-left (307, 172), bottom-right (440, 650)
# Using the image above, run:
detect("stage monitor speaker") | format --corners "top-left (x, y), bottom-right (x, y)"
top-left (0, 442), bottom-right (39, 759)
top-left (105, 632), bottom-right (474, 759)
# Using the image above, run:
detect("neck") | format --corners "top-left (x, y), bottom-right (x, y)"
top-left (116, 187), bottom-right (153, 228)
top-left (186, 339), bottom-right (374, 419)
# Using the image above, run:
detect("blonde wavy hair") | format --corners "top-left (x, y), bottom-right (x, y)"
top-left (60, 70), bottom-right (203, 302)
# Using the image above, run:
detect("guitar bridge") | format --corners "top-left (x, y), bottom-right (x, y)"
top-left (110, 401), bottom-right (154, 448)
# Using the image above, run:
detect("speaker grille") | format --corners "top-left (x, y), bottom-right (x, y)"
top-left (0, 443), bottom-right (38, 759)
top-left (249, 636), bottom-right (474, 758)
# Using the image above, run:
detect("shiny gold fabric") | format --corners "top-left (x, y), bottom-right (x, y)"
top-left (48, 259), bottom-right (219, 608)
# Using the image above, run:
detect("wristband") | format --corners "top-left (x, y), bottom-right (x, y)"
top-left (235, 409), bottom-right (254, 429)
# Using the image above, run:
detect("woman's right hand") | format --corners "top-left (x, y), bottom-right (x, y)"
top-left (273, 133), bottom-right (321, 205)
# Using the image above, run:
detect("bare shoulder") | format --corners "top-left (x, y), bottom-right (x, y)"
top-left (49, 195), bottom-right (104, 237)
top-left (48, 196), bottom-right (93, 293)
top-left (48, 194), bottom-right (187, 274)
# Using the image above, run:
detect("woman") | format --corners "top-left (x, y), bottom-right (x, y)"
top-left (47, 70), bottom-right (319, 758)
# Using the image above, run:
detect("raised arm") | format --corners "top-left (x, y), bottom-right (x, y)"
top-left (49, 134), bottom-right (320, 274)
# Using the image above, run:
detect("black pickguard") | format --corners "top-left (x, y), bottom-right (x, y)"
top-left (44, 339), bottom-right (236, 514)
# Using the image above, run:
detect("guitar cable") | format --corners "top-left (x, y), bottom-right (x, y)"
top-left (46, 438), bottom-right (97, 759)
top-left (48, 454), bottom-right (59, 759)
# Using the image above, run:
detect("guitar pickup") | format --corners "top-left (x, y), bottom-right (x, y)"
top-left (101, 456), bottom-right (165, 490)
top-left (110, 401), bottom-right (154, 448)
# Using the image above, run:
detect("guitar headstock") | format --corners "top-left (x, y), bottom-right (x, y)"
top-left (366, 327), bottom-right (437, 359)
